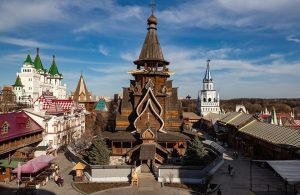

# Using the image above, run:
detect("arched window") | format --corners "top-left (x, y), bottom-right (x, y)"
top-left (203, 98), bottom-right (206, 102)
top-left (208, 98), bottom-right (211, 102)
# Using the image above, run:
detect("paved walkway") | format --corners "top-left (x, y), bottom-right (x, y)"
top-left (38, 152), bottom-right (81, 195)
top-left (209, 148), bottom-right (284, 195)
top-left (0, 152), bottom-right (81, 195)
top-left (0, 148), bottom-right (287, 195)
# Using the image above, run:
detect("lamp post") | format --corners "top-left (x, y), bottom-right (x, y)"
top-left (250, 160), bottom-right (253, 191)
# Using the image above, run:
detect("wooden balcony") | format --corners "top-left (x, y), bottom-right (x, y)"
top-left (0, 133), bottom-right (43, 155)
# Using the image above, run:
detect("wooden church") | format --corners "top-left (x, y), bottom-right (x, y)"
top-left (102, 10), bottom-right (194, 168)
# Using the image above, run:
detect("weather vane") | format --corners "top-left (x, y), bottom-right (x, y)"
top-left (150, 0), bottom-right (155, 15)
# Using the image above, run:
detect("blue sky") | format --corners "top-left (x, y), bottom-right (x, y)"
top-left (1, 0), bottom-right (300, 99)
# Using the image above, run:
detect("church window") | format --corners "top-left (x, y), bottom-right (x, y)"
top-left (203, 98), bottom-right (206, 102)
top-left (208, 98), bottom-right (211, 102)
top-left (1, 122), bottom-right (9, 134)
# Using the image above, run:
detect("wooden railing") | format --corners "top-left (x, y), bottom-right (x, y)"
top-left (155, 153), bottom-right (164, 164)
top-left (0, 133), bottom-right (43, 155)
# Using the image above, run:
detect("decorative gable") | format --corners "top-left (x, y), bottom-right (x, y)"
top-left (142, 128), bottom-right (155, 140)
top-left (134, 84), bottom-right (165, 133)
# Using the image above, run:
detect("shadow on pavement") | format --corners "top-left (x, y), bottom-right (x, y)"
top-left (0, 185), bottom-right (56, 195)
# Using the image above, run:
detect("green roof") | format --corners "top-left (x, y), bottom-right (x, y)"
top-left (33, 48), bottom-right (45, 71)
top-left (24, 53), bottom-right (33, 64)
top-left (13, 75), bottom-right (23, 87)
top-left (0, 160), bottom-right (25, 168)
top-left (48, 55), bottom-right (62, 76)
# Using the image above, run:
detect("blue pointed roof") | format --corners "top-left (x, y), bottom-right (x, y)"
top-left (203, 60), bottom-right (212, 82)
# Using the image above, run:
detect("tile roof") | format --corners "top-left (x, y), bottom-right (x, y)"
top-left (239, 120), bottom-right (300, 148)
top-left (0, 111), bottom-right (44, 142)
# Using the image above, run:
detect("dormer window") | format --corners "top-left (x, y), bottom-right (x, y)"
top-left (26, 119), bottom-right (31, 129)
top-left (1, 122), bottom-right (9, 134)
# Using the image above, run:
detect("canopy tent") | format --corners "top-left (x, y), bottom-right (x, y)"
top-left (266, 160), bottom-right (300, 185)
top-left (12, 161), bottom-right (48, 174)
top-left (32, 155), bottom-right (55, 164)
top-left (12, 155), bottom-right (55, 174)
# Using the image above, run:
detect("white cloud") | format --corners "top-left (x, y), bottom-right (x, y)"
top-left (98, 45), bottom-right (109, 56)
top-left (120, 52), bottom-right (137, 62)
top-left (157, 0), bottom-right (300, 30)
top-left (0, 0), bottom-right (66, 32)
top-left (0, 36), bottom-right (96, 52)
top-left (286, 35), bottom-right (300, 43)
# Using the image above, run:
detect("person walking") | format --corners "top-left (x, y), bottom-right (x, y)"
top-left (54, 174), bottom-right (60, 187)
top-left (217, 188), bottom-right (222, 195)
top-left (60, 177), bottom-right (64, 187)
top-left (227, 164), bottom-right (231, 174)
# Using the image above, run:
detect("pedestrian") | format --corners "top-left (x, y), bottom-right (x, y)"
top-left (236, 151), bottom-right (238, 159)
top-left (60, 177), bottom-right (64, 187)
top-left (217, 188), bottom-right (222, 195)
top-left (54, 174), bottom-right (60, 187)
top-left (228, 164), bottom-right (231, 174)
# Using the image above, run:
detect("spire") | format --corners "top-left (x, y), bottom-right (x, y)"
top-left (33, 48), bottom-right (45, 71)
top-left (134, 2), bottom-right (169, 67)
top-left (271, 107), bottom-right (278, 125)
top-left (203, 59), bottom-right (212, 81)
top-left (48, 55), bottom-right (61, 77)
top-left (73, 74), bottom-right (91, 102)
top-left (13, 75), bottom-right (23, 87)
top-left (24, 51), bottom-right (33, 65)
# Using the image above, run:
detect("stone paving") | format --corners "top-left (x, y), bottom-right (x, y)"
top-left (0, 148), bottom-right (287, 195)
top-left (209, 148), bottom-right (284, 195)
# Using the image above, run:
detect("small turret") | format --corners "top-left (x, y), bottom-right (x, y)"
top-left (48, 55), bottom-right (62, 78)
top-left (24, 52), bottom-right (33, 65)
top-left (33, 48), bottom-right (46, 72)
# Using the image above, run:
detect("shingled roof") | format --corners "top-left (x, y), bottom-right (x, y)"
top-left (72, 74), bottom-right (93, 102)
top-left (218, 112), bottom-right (256, 128)
top-left (0, 111), bottom-right (44, 143)
top-left (239, 120), bottom-right (300, 148)
top-left (134, 14), bottom-right (169, 66)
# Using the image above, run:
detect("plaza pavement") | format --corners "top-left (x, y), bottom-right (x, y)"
top-left (0, 148), bottom-right (286, 195)
top-left (209, 149), bottom-right (284, 195)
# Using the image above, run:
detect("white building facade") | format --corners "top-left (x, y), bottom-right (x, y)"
top-left (197, 60), bottom-right (221, 116)
top-left (13, 48), bottom-right (67, 104)
top-left (24, 98), bottom-right (85, 151)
